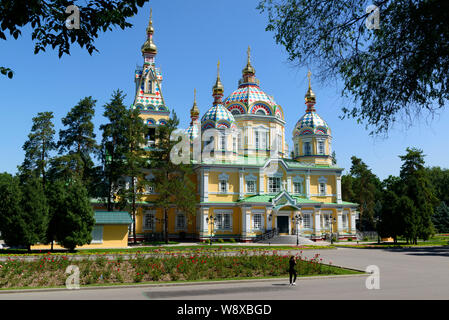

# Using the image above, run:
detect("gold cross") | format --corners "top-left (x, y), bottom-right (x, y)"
top-left (194, 88), bottom-right (197, 102)
top-left (217, 60), bottom-right (220, 76)
top-left (307, 70), bottom-right (312, 88)
top-left (247, 46), bottom-right (251, 62)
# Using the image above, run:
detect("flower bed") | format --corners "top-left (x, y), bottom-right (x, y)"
top-left (0, 251), bottom-right (359, 289)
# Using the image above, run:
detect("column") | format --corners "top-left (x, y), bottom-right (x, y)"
top-left (336, 175), bottom-right (342, 204)
top-left (259, 170), bottom-right (264, 194)
top-left (239, 169), bottom-right (244, 200)
top-left (350, 209), bottom-right (357, 234)
top-left (287, 175), bottom-right (292, 193)
top-left (306, 172), bottom-right (311, 199)
top-left (199, 207), bottom-right (209, 238)
top-left (314, 207), bottom-right (321, 238)
top-left (241, 206), bottom-right (251, 241)
top-left (337, 208), bottom-right (343, 234)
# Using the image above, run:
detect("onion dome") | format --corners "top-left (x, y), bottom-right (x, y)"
top-left (224, 47), bottom-right (284, 120)
top-left (141, 9), bottom-right (157, 55)
top-left (201, 63), bottom-right (237, 131)
top-left (293, 71), bottom-right (330, 136)
top-left (242, 46), bottom-right (256, 76)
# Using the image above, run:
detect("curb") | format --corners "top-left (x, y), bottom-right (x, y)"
top-left (0, 273), bottom-right (368, 295)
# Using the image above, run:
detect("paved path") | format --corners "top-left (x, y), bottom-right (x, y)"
top-left (1, 246), bottom-right (448, 300)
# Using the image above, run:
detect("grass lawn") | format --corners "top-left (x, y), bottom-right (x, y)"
top-left (0, 251), bottom-right (362, 290)
top-left (335, 234), bottom-right (449, 248)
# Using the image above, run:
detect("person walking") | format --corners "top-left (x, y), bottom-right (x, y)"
top-left (289, 256), bottom-right (297, 286)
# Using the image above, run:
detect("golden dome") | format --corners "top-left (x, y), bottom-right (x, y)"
top-left (191, 89), bottom-right (200, 116)
top-left (141, 9), bottom-right (157, 54)
top-left (242, 46), bottom-right (256, 75)
top-left (213, 61), bottom-right (224, 95)
top-left (305, 70), bottom-right (316, 103)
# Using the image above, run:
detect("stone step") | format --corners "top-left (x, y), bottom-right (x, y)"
top-left (258, 235), bottom-right (316, 245)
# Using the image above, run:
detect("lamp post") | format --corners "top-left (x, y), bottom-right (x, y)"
top-left (329, 216), bottom-right (337, 244)
top-left (206, 215), bottom-right (215, 246)
top-left (293, 214), bottom-right (303, 246)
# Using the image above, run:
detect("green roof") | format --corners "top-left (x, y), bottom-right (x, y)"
top-left (94, 211), bottom-right (133, 225)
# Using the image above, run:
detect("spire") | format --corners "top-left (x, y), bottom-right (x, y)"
top-left (141, 8), bottom-right (157, 55)
top-left (190, 88), bottom-right (200, 122)
top-left (213, 60), bottom-right (224, 104)
top-left (305, 70), bottom-right (316, 112)
top-left (242, 46), bottom-right (256, 75)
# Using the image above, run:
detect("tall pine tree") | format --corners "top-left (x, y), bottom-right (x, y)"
top-left (147, 112), bottom-right (196, 244)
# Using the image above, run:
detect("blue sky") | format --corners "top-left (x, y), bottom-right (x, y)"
top-left (0, 0), bottom-right (447, 179)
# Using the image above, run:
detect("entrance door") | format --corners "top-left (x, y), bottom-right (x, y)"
top-left (277, 216), bottom-right (289, 235)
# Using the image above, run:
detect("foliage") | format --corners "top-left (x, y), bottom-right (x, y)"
top-left (0, 173), bottom-right (48, 250)
top-left (258, 0), bottom-right (449, 134)
top-left (19, 112), bottom-right (56, 188)
top-left (0, 0), bottom-right (149, 78)
top-left (342, 156), bottom-right (381, 230)
top-left (432, 202), bottom-right (449, 233)
top-left (50, 179), bottom-right (95, 251)
top-left (0, 251), bottom-right (359, 289)
top-left (116, 107), bottom-right (147, 243)
top-left (147, 112), bottom-right (197, 244)
top-left (98, 90), bottom-right (130, 211)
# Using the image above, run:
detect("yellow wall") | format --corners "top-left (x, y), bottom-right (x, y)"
top-left (32, 225), bottom-right (129, 250)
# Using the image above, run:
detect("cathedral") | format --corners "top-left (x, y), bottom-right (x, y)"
top-left (128, 12), bottom-right (358, 243)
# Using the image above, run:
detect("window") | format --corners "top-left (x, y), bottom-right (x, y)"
top-left (233, 137), bottom-right (237, 153)
top-left (268, 177), bottom-right (281, 193)
top-left (143, 212), bottom-right (155, 231)
top-left (319, 183), bottom-right (326, 195)
top-left (91, 226), bottom-right (103, 244)
top-left (176, 214), bottom-right (186, 230)
top-left (303, 214), bottom-right (311, 229)
top-left (255, 131), bottom-right (259, 150)
top-left (219, 134), bottom-right (226, 150)
top-left (247, 181), bottom-right (256, 193)
top-left (318, 141), bottom-right (325, 155)
top-left (145, 127), bottom-right (156, 147)
top-left (215, 212), bottom-right (232, 230)
top-left (253, 214), bottom-right (263, 230)
top-left (277, 134), bottom-right (282, 153)
top-left (304, 142), bottom-right (312, 155)
top-left (219, 180), bottom-right (227, 193)
top-left (342, 213), bottom-right (348, 229)
top-left (255, 130), bottom-right (267, 150)
top-left (295, 144), bottom-right (299, 157)
top-left (293, 182), bottom-right (302, 194)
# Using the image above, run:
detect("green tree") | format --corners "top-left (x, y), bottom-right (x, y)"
top-left (147, 112), bottom-right (196, 244)
top-left (19, 112), bottom-right (56, 188)
top-left (99, 90), bottom-right (129, 211)
top-left (117, 108), bottom-right (147, 244)
top-left (258, 0), bottom-right (449, 134)
top-left (1, 0), bottom-right (149, 78)
top-left (432, 202), bottom-right (449, 234)
top-left (0, 173), bottom-right (48, 251)
top-left (51, 179), bottom-right (95, 251)
top-left (57, 97), bottom-right (97, 175)
top-left (399, 148), bottom-right (437, 243)
top-left (346, 156), bottom-right (381, 231)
